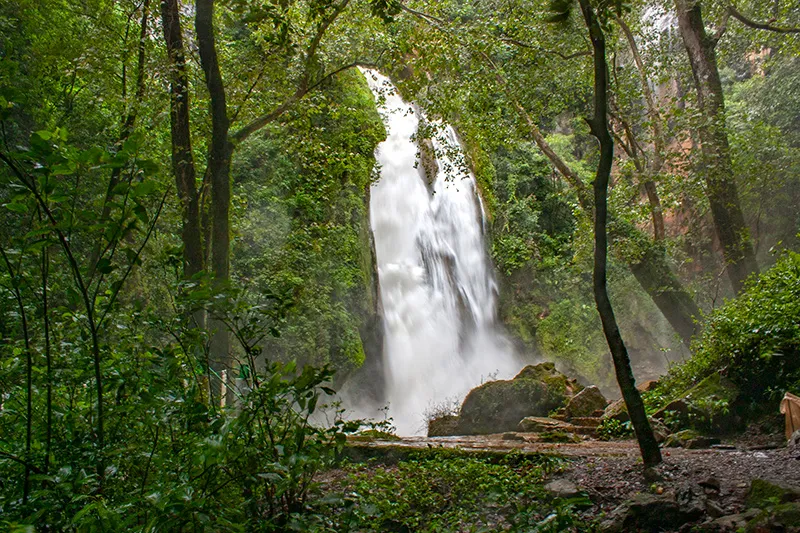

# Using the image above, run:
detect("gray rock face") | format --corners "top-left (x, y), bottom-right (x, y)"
top-left (544, 479), bottom-right (581, 499)
top-left (518, 417), bottom-right (566, 433)
top-left (602, 398), bottom-right (629, 423)
top-left (599, 494), bottom-right (704, 533)
top-left (456, 363), bottom-right (573, 435)
top-left (746, 479), bottom-right (800, 508)
top-left (427, 415), bottom-right (460, 437)
top-left (565, 385), bottom-right (608, 419)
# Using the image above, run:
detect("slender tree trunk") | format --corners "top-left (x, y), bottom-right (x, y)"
top-left (617, 16), bottom-right (667, 242)
top-left (674, 0), bottom-right (758, 294)
top-left (161, 0), bottom-right (205, 281)
top-left (41, 245), bottom-right (52, 474)
top-left (196, 0), bottom-right (234, 405)
top-left (579, 0), bottom-right (662, 467)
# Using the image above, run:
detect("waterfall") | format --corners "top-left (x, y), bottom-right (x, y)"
top-left (361, 69), bottom-right (522, 435)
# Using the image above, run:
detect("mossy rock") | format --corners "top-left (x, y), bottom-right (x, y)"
top-left (514, 362), bottom-right (584, 397)
top-left (457, 363), bottom-right (573, 435)
top-left (745, 502), bottom-right (800, 532)
top-left (746, 479), bottom-right (800, 509)
top-left (653, 374), bottom-right (739, 431)
top-left (663, 429), bottom-right (719, 448)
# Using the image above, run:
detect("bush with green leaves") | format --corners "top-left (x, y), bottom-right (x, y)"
top-left (596, 418), bottom-right (633, 441)
top-left (650, 250), bottom-right (800, 409)
top-left (0, 129), bottom-right (364, 532)
top-left (332, 450), bottom-right (588, 532)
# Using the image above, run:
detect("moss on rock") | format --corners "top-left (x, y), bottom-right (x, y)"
top-left (456, 363), bottom-right (574, 435)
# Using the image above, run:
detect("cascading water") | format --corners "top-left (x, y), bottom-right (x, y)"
top-left (361, 69), bottom-right (522, 435)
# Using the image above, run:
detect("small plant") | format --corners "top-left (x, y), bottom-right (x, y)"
top-left (596, 418), bottom-right (633, 440)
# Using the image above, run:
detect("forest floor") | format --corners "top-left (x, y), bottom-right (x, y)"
top-left (334, 430), bottom-right (800, 531)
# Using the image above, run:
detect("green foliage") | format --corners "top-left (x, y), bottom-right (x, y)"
top-left (334, 450), bottom-right (585, 532)
top-left (652, 251), bottom-right (800, 407)
top-left (596, 418), bottom-right (633, 441)
top-left (232, 70), bottom-right (385, 373)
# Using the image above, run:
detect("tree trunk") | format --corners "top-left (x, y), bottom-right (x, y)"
top-left (196, 0), bottom-right (234, 406)
top-left (579, 0), bottom-right (662, 467)
top-left (674, 0), bottom-right (759, 294)
top-left (161, 0), bottom-right (205, 281)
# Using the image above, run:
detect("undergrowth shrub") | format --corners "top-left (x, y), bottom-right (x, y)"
top-left (650, 250), bottom-right (800, 409)
top-left (335, 450), bottom-right (582, 532)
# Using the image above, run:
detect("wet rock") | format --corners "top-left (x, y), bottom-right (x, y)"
top-left (744, 502), bottom-right (800, 532)
top-left (518, 416), bottom-right (568, 433)
top-left (664, 429), bottom-right (720, 449)
top-left (544, 478), bottom-right (581, 499)
top-left (697, 509), bottom-right (759, 532)
top-left (653, 374), bottom-right (739, 431)
top-left (602, 398), bottom-right (629, 423)
top-left (565, 385), bottom-right (608, 419)
top-left (746, 479), bottom-right (800, 508)
top-left (649, 417), bottom-right (670, 444)
top-left (599, 494), bottom-right (704, 533)
top-left (427, 415), bottom-right (460, 437)
top-left (457, 363), bottom-right (572, 435)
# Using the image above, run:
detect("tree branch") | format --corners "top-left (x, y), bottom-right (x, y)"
top-left (727, 3), bottom-right (800, 34)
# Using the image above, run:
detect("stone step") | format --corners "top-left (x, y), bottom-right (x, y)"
top-left (569, 417), bottom-right (603, 428)
top-left (551, 414), bottom-right (568, 421)
top-left (571, 426), bottom-right (598, 437)
top-left (518, 416), bottom-right (598, 438)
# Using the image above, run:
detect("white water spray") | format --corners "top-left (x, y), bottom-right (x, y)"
top-left (361, 69), bottom-right (522, 435)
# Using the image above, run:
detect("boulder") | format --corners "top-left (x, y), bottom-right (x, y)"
top-left (637, 379), bottom-right (660, 392)
top-left (649, 417), bottom-right (671, 444)
top-left (518, 416), bottom-right (570, 432)
top-left (544, 479), bottom-right (581, 499)
top-left (653, 374), bottom-right (739, 431)
top-left (746, 479), bottom-right (800, 509)
top-left (599, 494), bottom-right (704, 533)
top-left (602, 398), bottom-right (629, 423)
top-left (456, 363), bottom-right (573, 435)
top-left (427, 415), bottom-right (460, 437)
top-left (513, 362), bottom-right (584, 396)
top-left (697, 509), bottom-right (759, 532)
top-left (565, 385), bottom-right (607, 419)
top-left (664, 429), bottom-right (720, 449)
top-left (743, 502), bottom-right (800, 532)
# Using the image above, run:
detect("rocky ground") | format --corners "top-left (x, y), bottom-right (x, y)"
top-left (344, 432), bottom-right (800, 531)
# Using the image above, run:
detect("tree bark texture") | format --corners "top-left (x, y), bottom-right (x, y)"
top-left (161, 0), bottom-right (205, 280)
top-left (196, 0), bottom-right (234, 406)
top-left (579, 0), bottom-right (662, 467)
top-left (674, 0), bottom-right (758, 294)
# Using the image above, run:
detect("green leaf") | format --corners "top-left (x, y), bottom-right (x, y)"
top-left (4, 202), bottom-right (27, 213)
top-left (132, 180), bottom-right (157, 197)
top-left (95, 258), bottom-right (115, 274)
